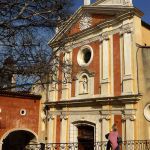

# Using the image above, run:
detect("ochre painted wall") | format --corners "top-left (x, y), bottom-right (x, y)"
top-left (142, 26), bottom-right (150, 45)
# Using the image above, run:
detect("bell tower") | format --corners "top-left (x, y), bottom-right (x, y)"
top-left (84, 0), bottom-right (91, 5)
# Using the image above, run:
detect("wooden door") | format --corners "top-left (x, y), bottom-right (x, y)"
top-left (78, 125), bottom-right (94, 150)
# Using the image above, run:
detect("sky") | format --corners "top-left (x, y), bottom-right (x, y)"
top-left (72, 0), bottom-right (150, 24)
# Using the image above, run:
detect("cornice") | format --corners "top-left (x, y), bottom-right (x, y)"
top-left (49, 6), bottom-right (139, 47)
top-left (50, 11), bottom-right (134, 48)
top-left (65, 22), bottom-right (133, 49)
top-left (45, 94), bottom-right (141, 108)
top-left (0, 90), bottom-right (41, 100)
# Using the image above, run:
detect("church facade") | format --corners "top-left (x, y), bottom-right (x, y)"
top-left (40, 0), bottom-right (150, 147)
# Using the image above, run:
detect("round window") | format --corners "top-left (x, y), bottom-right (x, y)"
top-left (20, 109), bottom-right (27, 116)
top-left (77, 46), bottom-right (93, 66)
top-left (144, 104), bottom-right (150, 121)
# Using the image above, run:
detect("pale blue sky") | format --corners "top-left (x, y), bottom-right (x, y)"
top-left (72, 0), bottom-right (150, 24)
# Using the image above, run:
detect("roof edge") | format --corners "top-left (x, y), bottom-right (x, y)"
top-left (0, 90), bottom-right (41, 100)
top-left (142, 20), bottom-right (150, 30)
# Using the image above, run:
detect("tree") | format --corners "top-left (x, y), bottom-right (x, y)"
top-left (0, 0), bottom-right (73, 91)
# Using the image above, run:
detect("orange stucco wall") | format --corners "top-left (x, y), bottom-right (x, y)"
top-left (0, 96), bottom-right (40, 139)
top-left (71, 40), bottom-right (100, 97)
top-left (69, 14), bottom-right (113, 36)
top-left (113, 33), bottom-right (121, 96)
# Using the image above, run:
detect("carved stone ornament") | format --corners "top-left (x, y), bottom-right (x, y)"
top-left (144, 104), bottom-right (150, 122)
top-left (99, 114), bottom-right (111, 121)
top-left (48, 114), bottom-right (55, 121)
top-left (123, 0), bottom-right (133, 6)
top-left (122, 114), bottom-right (136, 121)
top-left (79, 13), bottom-right (92, 31)
top-left (99, 32), bottom-right (109, 42)
top-left (120, 24), bottom-right (133, 35)
top-left (60, 114), bottom-right (68, 120)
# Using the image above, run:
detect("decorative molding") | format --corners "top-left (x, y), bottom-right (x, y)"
top-left (48, 114), bottom-right (55, 121)
top-left (60, 113), bottom-right (68, 120)
top-left (123, 0), bottom-right (133, 6)
top-left (79, 13), bottom-right (92, 31)
top-left (71, 36), bottom-right (100, 49)
top-left (122, 109), bottom-right (136, 121)
top-left (41, 111), bottom-right (46, 123)
top-left (122, 114), bottom-right (136, 121)
top-left (120, 23), bottom-right (133, 35)
top-left (76, 68), bottom-right (95, 79)
top-left (144, 104), bottom-right (150, 122)
top-left (99, 114), bottom-right (111, 121)
top-left (99, 32), bottom-right (109, 42)
top-left (66, 23), bottom-right (133, 49)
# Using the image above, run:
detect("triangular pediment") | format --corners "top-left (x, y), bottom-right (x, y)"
top-left (49, 5), bottom-right (134, 46)
top-left (68, 12), bottom-right (114, 36)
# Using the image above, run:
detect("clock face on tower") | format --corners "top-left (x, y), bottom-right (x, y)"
top-left (79, 13), bottom-right (92, 31)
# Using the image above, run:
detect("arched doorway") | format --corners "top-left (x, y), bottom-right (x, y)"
top-left (2, 130), bottom-right (37, 150)
top-left (77, 125), bottom-right (94, 150)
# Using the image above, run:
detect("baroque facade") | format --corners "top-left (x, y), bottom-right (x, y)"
top-left (38, 0), bottom-right (150, 148)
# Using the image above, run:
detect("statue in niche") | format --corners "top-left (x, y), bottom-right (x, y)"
top-left (80, 75), bottom-right (88, 93)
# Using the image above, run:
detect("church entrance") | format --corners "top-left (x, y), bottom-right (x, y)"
top-left (2, 130), bottom-right (37, 150)
top-left (77, 125), bottom-right (94, 150)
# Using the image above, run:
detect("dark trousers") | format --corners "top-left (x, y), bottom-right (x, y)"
top-left (115, 145), bottom-right (120, 150)
top-left (106, 141), bottom-right (111, 150)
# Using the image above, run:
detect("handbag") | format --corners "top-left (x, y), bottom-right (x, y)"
top-left (117, 136), bottom-right (122, 144)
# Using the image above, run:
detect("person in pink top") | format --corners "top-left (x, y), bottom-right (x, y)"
top-left (108, 124), bottom-right (120, 150)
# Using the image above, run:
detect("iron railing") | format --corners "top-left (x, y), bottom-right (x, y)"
top-left (25, 140), bottom-right (150, 150)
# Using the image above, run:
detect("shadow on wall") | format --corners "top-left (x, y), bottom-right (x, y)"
top-left (2, 130), bottom-right (37, 150)
top-left (142, 48), bottom-right (150, 94)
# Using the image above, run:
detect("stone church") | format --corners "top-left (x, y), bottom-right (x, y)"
top-left (38, 0), bottom-right (150, 149)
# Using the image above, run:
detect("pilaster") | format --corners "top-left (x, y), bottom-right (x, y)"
top-left (0, 141), bottom-right (2, 150)
top-left (47, 114), bottom-right (55, 143)
top-left (60, 114), bottom-right (68, 143)
top-left (122, 108), bottom-right (136, 140)
top-left (100, 108), bottom-right (111, 141)
top-left (120, 24), bottom-right (134, 94)
top-left (100, 32), bottom-right (111, 96)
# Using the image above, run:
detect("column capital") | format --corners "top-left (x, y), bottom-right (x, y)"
top-left (48, 114), bottom-right (55, 121)
top-left (122, 114), bottom-right (136, 121)
top-left (99, 32), bottom-right (109, 42)
top-left (60, 114), bottom-right (68, 120)
top-left (99, 114), bottom-right (111, 122)
top-left (120, 24), bottom-right (133, 35)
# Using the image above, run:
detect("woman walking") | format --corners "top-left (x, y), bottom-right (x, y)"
top-left (108, 124), bottom-right (120, 150)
